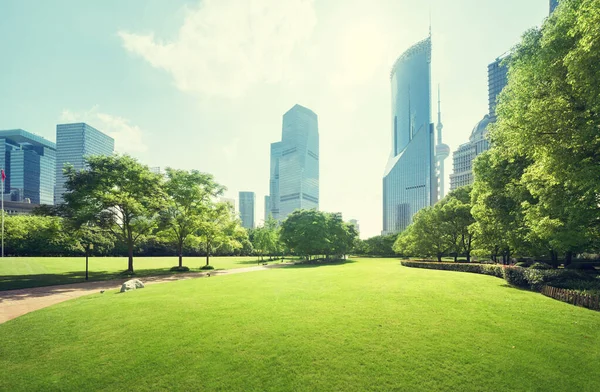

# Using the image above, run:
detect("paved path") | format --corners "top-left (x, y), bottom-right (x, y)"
top-left (0, 263), bottom-right (290, 324)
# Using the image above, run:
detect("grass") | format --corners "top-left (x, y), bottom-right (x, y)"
top-left (0, 256), bottom-right (282, 291)
top-left (1, 258), bottom-right (599, 391)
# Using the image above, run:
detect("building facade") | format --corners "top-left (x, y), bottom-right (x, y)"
top-left (487, 54), bottom-right (510, 119)
top-left (264, 195), bottom-right (271, 221)
top-left (449, 115), bottom-right (491, 190)
top-left (382, 36), bottom-right (436, 234)
top-left (0, 129), bottom-right (56, 205)
top-left (550, 0), bottom-right (559, 14)
top-left (239, 191), bottom-right (255, 229)
top-left (268, 104), bottom-right (319, 221)
top-left (54, 123), bottom-right (114, 204)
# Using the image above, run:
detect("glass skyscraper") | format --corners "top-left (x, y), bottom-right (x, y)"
top-left (382, 36), bottom-right (436, 234)
top-left (487, 54), bottom-right (510, 119)
top-left (268, 104), bottom-right (319, 221)
top-left (54, 123), bottom-right (114, 204)
top-left (0, 129), bottom-right (56, 205)
top-left (264, 195), bottom-right (271, 221)
top-left (239, 191), bottom-right (255, 229)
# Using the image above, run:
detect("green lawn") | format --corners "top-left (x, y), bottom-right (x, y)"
top-left (1, 258), bottom-right (599, 391)
top-left (0, 256), bottom-right (279, 291)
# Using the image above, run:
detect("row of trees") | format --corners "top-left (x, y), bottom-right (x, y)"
top-left (387, 0), bottom-right (600, 266)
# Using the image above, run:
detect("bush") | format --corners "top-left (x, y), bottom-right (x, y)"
top-left (502, 267), bottom-right (529, 288)
top-left (170, 266), bottom-right (190, 272)
top-left (200, 265), bottom-right (214, 270)
top-left (565, 263), bottom-right (597, 271)
top-left (529, 262), bottom-right (552, 270)
top-left (514, 261), bottom-right (531, 268)
top-left (400, 261), bottom-right (484, 274)
top-left (481, 265), bottom-right (504, 278)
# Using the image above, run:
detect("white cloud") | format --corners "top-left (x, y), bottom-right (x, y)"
top-left (118, 0), bottom-right (317, 98)
top-left (60, 106), bottom-right (147, 154)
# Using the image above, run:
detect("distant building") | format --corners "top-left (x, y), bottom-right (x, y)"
top-left (1, 199), bottom-right (40, 215)
top-left (0, 129), bottom-right (56, 205)
top-left (487, 54), bottom-right (510, 120)
top-left (382, 36), bottom-right (436, 234)
top-left (450, 115), bottom-right (491, 191)
top-left (239, 191), bottom-right (255, 229)
top-left (219, 197), bottom-right (235, 211)
top-left (54, 123), bottom-right (114, 204)
top-left (349, 219), bottom-right (360, 235)
top-left (550, 0), bottom-right (559, 14)
top-left (150, 167), bottom-right (161, 175)
top-left (264, 195), bottom-right (271, 221)
top-left (268, 104), bottom-right (319, 221)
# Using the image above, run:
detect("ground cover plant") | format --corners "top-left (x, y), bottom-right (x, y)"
top-left (0, 256), bottom-right (277, 291)
top-left (1, 258), bottom-right (599, 391)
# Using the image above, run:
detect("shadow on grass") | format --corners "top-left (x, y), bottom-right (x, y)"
top-left (0, 268), bottom-right (203, 294)
top-left (284, 259), bottom-right (358, 269)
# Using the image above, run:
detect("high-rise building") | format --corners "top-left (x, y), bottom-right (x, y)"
top-left (268, 104), bottom-right (319, 221)
top-left (349, 219), bottom-right (360, 235)
top-left (550, 0), bottom-right (559, 14)
top-left (264, 195), bottom-right (271, 221)
top-left (487, 54), bottom-right (510, 119)
top-left (0, 129), bottom-right (56, 205)
top-left (239, 191), bottom-right (255, 229)
top-left (54, 123), bottom-right (114, 204)
top-left (382, 36), bottom-right (436, 234)
top-left (449, 115), bottom-right (492, 191)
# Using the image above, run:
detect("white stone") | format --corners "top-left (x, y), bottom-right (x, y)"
top-left (120, 279), bottom-right (145, 293)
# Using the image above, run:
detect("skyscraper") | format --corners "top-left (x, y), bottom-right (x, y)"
top-left (54, 123), bottom-right (114, 204)
top-left (239, 191), bottom-right (255, 229)
top-left (264, 195), bottom-right (271, 221)
top-left (268, 104), bottom-right (319, 221)
top-left (382, 36), bottom-right (436, 234)
top-left (550, 0), bottom-right (559, 14)
top-left (487, 53), bottom-right (510, 120)
top-left (0, 129), bottom-right (56, 205)
top-left (449, 115), bottom-right (492, 191)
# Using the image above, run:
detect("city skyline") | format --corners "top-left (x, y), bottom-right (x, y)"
top-left (0, 0), bottom-right (553, 238)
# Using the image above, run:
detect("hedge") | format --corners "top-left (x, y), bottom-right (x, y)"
top-left (399, 261), bottom-right (503, 278)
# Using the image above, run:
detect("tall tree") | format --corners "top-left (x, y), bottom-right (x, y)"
top-left (196, 202), bottom-right (243, 267)
top-left (63, 155), bottom-right (165, 273)
top-left (160, 169), bottom-right (224, 268)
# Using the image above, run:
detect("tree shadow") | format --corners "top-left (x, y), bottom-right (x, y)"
top-left (284, 259), bottom-right (358, 269)
top-left (0, 268), bottom-right (203, 294)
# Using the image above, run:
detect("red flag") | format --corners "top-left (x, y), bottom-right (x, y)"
top-left (1, 169), bottom-right (5, 182)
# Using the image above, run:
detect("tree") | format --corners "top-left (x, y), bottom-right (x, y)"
top-left (160, 169), bottom-right (224, 268)
top-left (251, 216), bottom-right (281, 261)
top-left (63, 154), bottom-right (165, 273)
top-left (487, 0), bottom-right (600, 262)
top-left (393, 206), bottom-right (452, 262)
top-left (196, 202), bottom-right (243, 267)
top-left (441, 187), bottom-right (476, 262)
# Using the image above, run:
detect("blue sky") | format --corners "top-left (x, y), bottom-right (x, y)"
top-left (0, 0), bottom-right (551, 238)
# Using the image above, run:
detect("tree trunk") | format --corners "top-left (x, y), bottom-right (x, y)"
top-left (550, 250), bottom-right (558, 268)
top-left (466, 252), bottom-right (471, 263)
top-left (565, 251), bottom-right (573, 266)
top-left (437, 254), bottom-right (442, 262)
top-left (205, 241), bottom-right (210, 266)
top-left (453, 253), bottom-right (458, 262)
top-left (178, 241), bottom-right (183, 268)
top-left (85, 247), bottom-right (89, 281)
top-left (128, 242), bottom-right (134, 273)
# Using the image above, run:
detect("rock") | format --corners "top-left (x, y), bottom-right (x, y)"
top-left (120, 279), bottom-right (145, 293)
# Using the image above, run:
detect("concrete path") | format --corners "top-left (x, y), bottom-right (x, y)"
top-left (0, 263), bottom-right (290, 324)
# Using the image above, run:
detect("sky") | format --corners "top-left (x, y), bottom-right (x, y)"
top-left (0, 0), bottom-right (551, 238)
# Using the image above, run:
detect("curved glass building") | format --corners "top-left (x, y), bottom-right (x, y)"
top-left (383, 37), bottom-right (436, 234)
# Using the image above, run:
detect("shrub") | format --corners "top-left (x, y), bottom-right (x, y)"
top-left (170, 266), bottom-right (190, 272)
top-left (200, 265), bottom-right (215, 270)
top-left (515, 261), bottom-right (531, 268)
top-left (503, 266), bottom-right (528, 288)
top-left (400, 261), bottom-right (484, 274)
top-left (481, 265), bottom-right (504, 278)
top-left (565, 263), bottom-right (597, 271)
top-left (529, 262), bottom-right (552, 270)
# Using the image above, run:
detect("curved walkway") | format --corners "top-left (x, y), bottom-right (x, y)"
top-left (0, 263), bottom-right (290, 324)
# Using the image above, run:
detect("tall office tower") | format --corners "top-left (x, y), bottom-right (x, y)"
top-left (0, 129), bottom-right (56, 205)
top-left (239, 191), bottom-right (255, 229)
top-left (264, 195), bottom-right (271, 221)
top-left (487, 53), bottom-right (510, 119)
top-left (382, 36), bottom-right (436, 234)
top-left (54, 123), bottom-right (114, 204)
top-left (449, 115), bottom-right (492, 191)
top-left (550, 0), bottom-right (559, 14)
top-left (349, 219), bottom-right (360, 235)
top-left (268, 104), bottom-right (319, 221)
top-left (435, 86), bottom-right (450, 200)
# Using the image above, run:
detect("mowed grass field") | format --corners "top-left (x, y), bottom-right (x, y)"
top-left (0, 256), bottom-right (275, 290)
top-left (1, 258), bottom-right (599, 391)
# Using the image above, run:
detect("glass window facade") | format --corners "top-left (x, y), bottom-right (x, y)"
top-left (0, 129), bottom-right (56, 205)
top-left (239, 191), bottom-right (255, 229)
top-left (487, 56), bottom-right (509, 119)
top-left (55, 123), bottom-right (114, 204)
top-left (268, 105), bottom-right (319, 222)
top-left (383, 37), bottom-right (436, 234)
